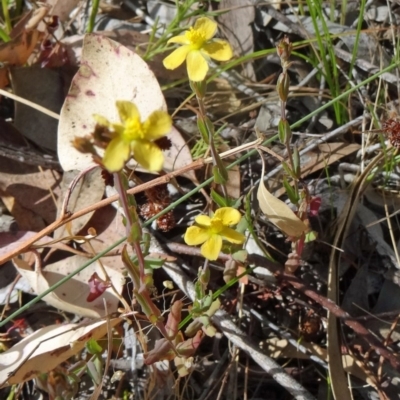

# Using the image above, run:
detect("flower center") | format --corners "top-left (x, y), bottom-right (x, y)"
top-left (185, 27), bottom-right (206, 49)
top-left (123, 116), bottom-right (144, 141)
top-left (210, 218), bottom-right (224, 234)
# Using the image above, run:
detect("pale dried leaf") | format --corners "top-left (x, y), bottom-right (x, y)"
top-left (218, 0), bottom-right (255, 79)
top-left (0, 318), bottom-right (121, 387)
top-left (54, 168), bottom-right (105, 239)
top-left (0, 159), bottom-right (61, 225)
top-left (48, 0), bottom-right (80, 21)
top-left (13, 255), bottom-right (124, 318)
top-left (301, 143), bottom-right (360, 178)
top-left (257, 180), bottom-right (307, 237)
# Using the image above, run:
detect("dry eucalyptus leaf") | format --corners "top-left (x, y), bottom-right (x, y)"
top-left (301, 143), bottom-right (360, 178)
top-left (1, 195), bottom-right (46, 231)
top-left (0, 156), bottom-right (61, 225)
top-left (57, 33), bottom-right (168, 172)
top-left (0, 318), bottom-right (121, 387)
top-left (12, 255), bottom-right (124, 318)
top-left (78, 205), bottom-right (126, 273)
top-left (54, 168), bottom-right (105, 240)
top-left (257, 179), bottom-right (307, 237)
top-left (48, 0), bottom-right (80, 21)
top-left (218, 0), bottom-right (255, 79)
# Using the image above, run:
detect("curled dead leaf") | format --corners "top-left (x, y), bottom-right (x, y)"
top-left (257, 155), bottom-right (307, 238)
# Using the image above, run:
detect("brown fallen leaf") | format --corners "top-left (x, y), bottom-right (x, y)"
top-left (0, 156), bottom-right (61, 226)
top-left (0, 195), bottom-right (46, 231)
top-left (301, 142), bottom-right (360, 177)
top-left (54, 168), bottom-right (105, 240)
top-left (0, 8), bottom-right (48, 88)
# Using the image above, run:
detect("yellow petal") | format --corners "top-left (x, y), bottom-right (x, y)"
top-left (195, 215), bottom-right (211, 227)
top-left (220, 227), bottom-right (245, 244)
top-left (143, 111), bottom-right (172, 140)
top-left (116, 101), bottom-right (139, 123)
top-left (102, 137), bottom-right (130, 172)
top-left (167, 34), bottom-right (190, 45)
top-left (214, 207), bottom-right (241, 226)
top-left (186, 50), bottom-right (208, 82)
top-left (202, 39), bottom-right (233, 61)
top-left (93, 114), bottom-right (111, 127)
top-left (163, 45), bottom-right (190, 70)
top-left (131, 140), bottom-right (164, 171)
top-left (184, 226), bottom-right (210, 245)
top-left (201, 235), bottom-right (222, 261)
top-left (112, 123), bottom-right (125, 136)
top-left (194, 17), bottom-right (217, 40)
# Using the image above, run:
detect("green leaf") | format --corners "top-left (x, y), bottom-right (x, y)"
top-left (212, 165), bottom-right (228, 184)
top-left (281, 161), bottom-right (296, 180)
top-left (211, 189), bottom-right (228, 207)
top-left (282, 176), bottom-right (299, 204)
top-left (144, 258), bottom-right (165, 269)
top-left (278, 119), bottom-right (291, 144)
top-left (293, 145), bottom-right (300, 178)
top-left (86, 338), bottom-right (103, 355)
top-left (305, 230), bottom-right (318, 242)
top-left (232, 250), bottom-right (248, 263)
top-left (197, 118), bottom-right (209, 143)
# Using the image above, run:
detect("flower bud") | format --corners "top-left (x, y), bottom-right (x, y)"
top-left (278, 119), bottom-right (292, 144)
top-left (276, 36), bottom-right (292, 68)
top-left (276, 71), bottom-right (290, 102)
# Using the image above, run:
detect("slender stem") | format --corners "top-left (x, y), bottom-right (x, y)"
top-left (194, 83), bottom-right (228, 198)
top-left (113, 172), bottom-right (146, 281)
top-left (280, 73), bottom-right (299, 197)
top-left (87, 0), bottom-right (100, 33)
top-left (1, 0), bottom-right (11, 34)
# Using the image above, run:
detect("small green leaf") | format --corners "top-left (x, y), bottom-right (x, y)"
top-left (293, 145), bottom-right (300, 178)
top-left (212, 165), bottom-right (228, 184)
top-left (211, 189), bottom-right (228, 207)
top-left (282, 176), bottom-right (299, 204)
top-left (232, 250), bottom-right (248, 263)
top-left (305, 230), bottom-right (318, 242)
top-left (282, 161), bottom-right (296, 180)
top-left (86, 338), bottom-right (102, 355)
top-left (197, 118), bottom-right (209, 143)
top-left (144, 258), bottom-right (164, 269)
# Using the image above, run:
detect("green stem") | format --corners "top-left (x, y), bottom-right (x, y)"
top-left (87, 0), bottom-right (100, 33)
top-left (193, 81), bottom-right (228, 197)
top-left (2, 0), bottom-right (11, 34)
top-left (113, 172), bottom-right (146, 281)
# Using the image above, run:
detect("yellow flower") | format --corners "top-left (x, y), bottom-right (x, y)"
top-left (163, 17), bottom-right (233, 82)
top-left (94, 101), bottom-right (172, 172)
top-left (184, 207), bottom-right (245, 261)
